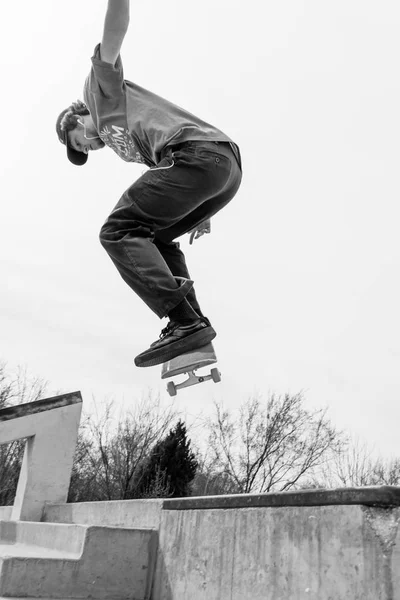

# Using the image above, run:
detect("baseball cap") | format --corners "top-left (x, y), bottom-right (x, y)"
top-left (56, 108), bottom-right (88, 166)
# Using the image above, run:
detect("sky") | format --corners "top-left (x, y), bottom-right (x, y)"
top-left (1, 0), bottom-right (399, 459)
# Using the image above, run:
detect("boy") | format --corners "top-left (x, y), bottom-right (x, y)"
top-left (56, 0), bottom-right (242, 367)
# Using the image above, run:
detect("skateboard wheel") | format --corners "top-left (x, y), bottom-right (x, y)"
top-left (167, 381), bottom-right (177, 396)
top-left (211, 368), bottom-right (221, 383)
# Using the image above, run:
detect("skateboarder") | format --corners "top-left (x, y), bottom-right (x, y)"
top-left (56, 0), bottom-right (242, 368)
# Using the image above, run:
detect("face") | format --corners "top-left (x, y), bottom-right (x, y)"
top-left (68, 119), bottom-right (105, 154)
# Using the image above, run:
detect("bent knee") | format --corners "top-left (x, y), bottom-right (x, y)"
top-left (99, 217), bottom-right (155, 248)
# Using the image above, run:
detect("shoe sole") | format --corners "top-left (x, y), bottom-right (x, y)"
top-left (135, 327), bottom-right (216, 367)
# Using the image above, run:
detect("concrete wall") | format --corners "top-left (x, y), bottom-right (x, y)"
top-left (150, 487), bottom-right (400, 600)
top-left (153, 503), bottom-right (400, 600)
top-left (0, 507), bottom-right (12, 521)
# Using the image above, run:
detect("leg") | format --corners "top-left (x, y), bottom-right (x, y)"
top-left (100, 141), bottom-right (242, 366)
top-left (99, 161), bottom-right (193, 319)
top-left (153, 141), bottom-right (242, 319)
top-left (153, 238), bottom-right (205, 318)
top-left (99, 146), bottom-right (231, 318)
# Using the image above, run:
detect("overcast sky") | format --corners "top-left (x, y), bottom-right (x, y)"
top-left (1, 0), bottom-right (399, 458)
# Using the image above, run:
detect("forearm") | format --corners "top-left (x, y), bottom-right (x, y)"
top-left (104, 0), bottom-right (130, 33)
top-left (100, 0), bottom-right (130, 64)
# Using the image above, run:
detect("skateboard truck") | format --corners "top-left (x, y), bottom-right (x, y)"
top-left (161, 342), bottom-right (221, 396)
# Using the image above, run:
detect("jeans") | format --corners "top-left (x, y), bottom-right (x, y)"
top-left (99, 141), bottom-right (242, 318)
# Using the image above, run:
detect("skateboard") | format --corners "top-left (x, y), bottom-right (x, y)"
top-left (161, 342), bottom-right (221, 396)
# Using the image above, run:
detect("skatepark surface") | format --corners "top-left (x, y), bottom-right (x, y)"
top-left (1, 393), bottom-right (400, 599)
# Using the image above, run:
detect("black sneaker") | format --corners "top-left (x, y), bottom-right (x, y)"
top-left (134, 318), bottom-right (216, 367)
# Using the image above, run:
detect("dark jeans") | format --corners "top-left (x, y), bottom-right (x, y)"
top-left (99, 141), bottom-right (242, 318)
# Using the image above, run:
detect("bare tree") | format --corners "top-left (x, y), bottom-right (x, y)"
top-left (190, 444), bottom-right (240, 496)
top-left (68, 392), bottom-right (180, 502)
top-left (369, 457), bottom-right (400, 486)
top-left (317, 436), bottom-right (373, 488)
top-left (303, 436), bottom-right (400, 489)
top-left (0, 361), bottom-right (49, 505)
top-left (135, 464), bottom-right (173, 499)
top-left (0, 362), bottom-right (13, 410)
top-left (0, 440), bottom-right (25, 505)
top-left (204, 393), bottom-right (345, 494)
top-left (0, 361), bottom-right (48, 409)
top-left (191, 467), bottom-right (240, 496)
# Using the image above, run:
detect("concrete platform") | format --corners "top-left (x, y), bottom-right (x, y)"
top-left (0, 521), bottom-right (157, 599)
top-left (152, 489), bottom-right (400, 600)
top-left (3, 487), bottom-right (400, 599)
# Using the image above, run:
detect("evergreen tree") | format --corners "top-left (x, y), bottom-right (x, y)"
top-left (135, 420), bottom-right (198, 498)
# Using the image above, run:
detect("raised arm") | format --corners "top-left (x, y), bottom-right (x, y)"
top-left (100, 0), bottom-right (130, 65)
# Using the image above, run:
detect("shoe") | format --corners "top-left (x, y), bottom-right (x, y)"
top-left (134, 318), bottom-right (216, 367)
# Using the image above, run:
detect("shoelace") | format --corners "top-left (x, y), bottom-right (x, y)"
top-left (158, 318), bottom-right (205, 341)
top-left (158, 322), bottom-right (176, 340)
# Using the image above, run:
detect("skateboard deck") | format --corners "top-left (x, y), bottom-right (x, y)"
top-left (161, 342), bottom-right (221, 396)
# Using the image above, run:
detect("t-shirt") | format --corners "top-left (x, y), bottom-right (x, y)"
top-left (83, 44), bottom-right (236, 168)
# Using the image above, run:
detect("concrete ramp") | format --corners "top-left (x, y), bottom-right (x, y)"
top-left (0, 520), bottom-right (157, 599)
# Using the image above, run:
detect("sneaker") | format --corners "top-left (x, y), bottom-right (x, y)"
top-left (134, 318), bottom-right (216, 367)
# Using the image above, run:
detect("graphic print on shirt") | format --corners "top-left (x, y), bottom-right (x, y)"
top-left (100, 125), bottom-right (146, 163)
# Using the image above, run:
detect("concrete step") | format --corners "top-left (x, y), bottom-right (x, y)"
top-left (0, 521), bottom-right (157, 600)
top-left (42, 499), bottom-right (163, 530)
top-left (0, 543), bottom-right (78, 560)
top-left (0, 521), bottom-right (85, 555)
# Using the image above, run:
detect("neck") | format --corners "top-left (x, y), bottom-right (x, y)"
top-left (82, 116), bottom-right (100, 140)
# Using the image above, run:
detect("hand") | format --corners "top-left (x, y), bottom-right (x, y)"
top-left (189, 219), bottom-right (211, 245)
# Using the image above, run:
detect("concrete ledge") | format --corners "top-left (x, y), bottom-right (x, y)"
top-left (41, 487), bottom-right (400, 528)
top-left (43, 499), bottom-right (164, 529)
top-left (0, 392), bottom-right (82, 423)
top-left (163, 485), bottom-right (400, 511)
